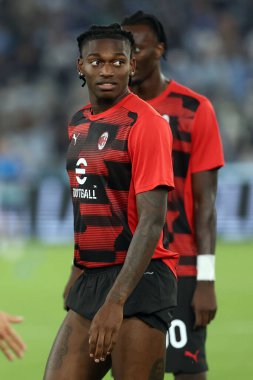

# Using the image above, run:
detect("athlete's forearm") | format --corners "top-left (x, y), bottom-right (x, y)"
top-left (192, 170), bottom-right (218, 255)
top-left (105, 188), bottom-right (168, 306)
top-left (194, 197), bottom-right (217, 254)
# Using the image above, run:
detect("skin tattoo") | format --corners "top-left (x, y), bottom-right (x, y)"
top-left (47, 325), bottom-right (72, 370)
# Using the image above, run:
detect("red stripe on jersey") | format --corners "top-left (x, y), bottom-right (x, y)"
top-left (74, 248), bottom-right (80, 262)
top-left (75, 226), bottom-right (123, 250)
top-left (106, 189), bottom-right (129, 213)
top-left (115, 251), bottom-right (127, 261)
top-left (104, 149), bottom-right (129, 163)
top-left (170, 234), bottom-right (197, 256)
top-left (173, 140), bottom-right (191, 153)
top-left (80, 204), bottom-right (112, 216)
top-left (68, 124), bottom-right (89, 140)
top-left (116, 126), bottom-right (134, 139)
top-left (68, 171), bottom-right (77, 188)
top-left (76, 259), bottom-right (125, 268)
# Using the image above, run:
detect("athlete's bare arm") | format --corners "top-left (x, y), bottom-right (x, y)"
top-left (88, 187), bottom-right (168, 362)
top-left (63, 266), bottom-right (83, 310)
top-left (191, 169), bottom-right (218, 327)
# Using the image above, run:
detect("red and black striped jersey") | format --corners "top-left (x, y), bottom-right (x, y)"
top-left (147, 81), bottom-right (224, 277)
top-left (66, 92), bottom-right (178, 275)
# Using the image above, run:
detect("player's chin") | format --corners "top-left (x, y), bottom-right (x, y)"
top-left (96, 89), bottom-right (121, 100)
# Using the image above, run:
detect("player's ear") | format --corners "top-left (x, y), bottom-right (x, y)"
top-left (77, 57), bottom-right (84, 73)
top-left (77, 58), bottom-right (86, 87)
top-left (129, 56), bottom-right (136, 77)
top-left (155, 42), bottom-right (165, 60)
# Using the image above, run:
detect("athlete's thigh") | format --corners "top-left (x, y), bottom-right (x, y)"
top-left (166, 277), bottom-right (207, 375)
top-left (112, 317), bottom-right (166, 380)
top-left (43, 310), bottom-right (111, 380)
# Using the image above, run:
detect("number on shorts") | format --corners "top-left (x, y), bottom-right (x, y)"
top-left (166, 319), bottom-right (188, 349)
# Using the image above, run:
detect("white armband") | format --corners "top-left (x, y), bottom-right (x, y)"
top-left (196, 254), bottom-right (215, 281)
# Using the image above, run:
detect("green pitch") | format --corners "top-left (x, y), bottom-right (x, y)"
top-left (0, 240), bottom-right (252, 379)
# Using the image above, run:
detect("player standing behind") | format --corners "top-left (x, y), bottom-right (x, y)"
top-left (44, 23), bottom-right (178, 380)
top-left (122, 11), bottom-right (224, 380)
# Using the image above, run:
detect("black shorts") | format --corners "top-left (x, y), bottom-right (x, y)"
top-left (165, 277), bottom-right (208, 374)
top-left (67, 259), bottom-right (177, 334)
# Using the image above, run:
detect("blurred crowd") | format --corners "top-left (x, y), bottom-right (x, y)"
top-left (0, 0), bottom-right (253, 185)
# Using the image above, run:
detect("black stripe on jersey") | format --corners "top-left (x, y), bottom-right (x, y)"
top-left (111, 139), bottom-right (128, 151)
top-left (105, 161), bottom-right (131, 191)
top-left (70, 110), bottom-right (87, 126)
top-left (127, 111), bottom-right (138, 125)
top-left (86, 121), bottom-right (118, 147)
top-left (79, 249), bottom-right (116, 263)
top-left (178, 256), bottom-right (196, 265)
top-left (169, 198), bottom-right (192, 234)
top-left (80, 215), bottom-right (123, 226)
top-left (162, 222), bottom-right (170, 249)
top-left (168, 93), bottom-right (200, 112)
top-left (173, 151), bottom-right (190, 178)
top-left (115, 225), bottom-right (132, 250)
top-left (169, 116), bottom-right (191, 142)
top-left (73, 258), bottom-right (85, 270)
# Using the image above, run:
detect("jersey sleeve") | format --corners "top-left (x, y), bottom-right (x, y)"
top-left (128, 114), bottom-right (174, 194)
top-left (68, 107), bottom-right (88, 141)
top-left (67, 123), bottom-right (72, 141)
top-left (68, 115), bottom-right (76, 141)
top-left (191, 99), bottom-right (224, 173)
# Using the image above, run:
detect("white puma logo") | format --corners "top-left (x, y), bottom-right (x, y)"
top-left (73, 133), bottom-right (80, 145)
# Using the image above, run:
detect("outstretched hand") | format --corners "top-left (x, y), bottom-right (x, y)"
top-left (89, 302), bottom-right (123, 363)
top-left (191, 281), bottom-right (217, 328)
top-left (0, 311), bottom-right (27, 361)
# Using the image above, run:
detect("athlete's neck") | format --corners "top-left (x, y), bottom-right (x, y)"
top-left (90, 89), bottom-right (130, 115)
top-left (131, 70), bottom-right (169, 101)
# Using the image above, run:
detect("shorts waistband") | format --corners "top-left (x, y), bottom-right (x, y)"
top-left (81, 259), bottom-right (165, 274)
top-left (83, 264), bottom-right (123, 274)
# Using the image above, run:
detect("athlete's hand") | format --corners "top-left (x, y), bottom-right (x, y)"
top-left (191, 281), bottom-right (217, 328)
top-left (0, 311), bottom-right (27, 361)
top-left (63, 266), bottom-right (83, 310)
top-left (89, 302), bottom-right (123, 363)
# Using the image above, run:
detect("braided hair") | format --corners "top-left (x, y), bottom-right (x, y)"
top-left (77, 23), bottom-right (135, 57)
top-left (121, 10), bottom-right (168, 59)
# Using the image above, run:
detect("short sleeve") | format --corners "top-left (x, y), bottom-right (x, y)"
top-left (191, 99), bottom-right (224, 173)
top-left (68, 116), bottom-right (76, 141)
top-left (68, 108), bottom-right (88, 141)
top-left (128, 114), bottom-right (174, 194)
top-left (67, 123), bottom-right (72, 141)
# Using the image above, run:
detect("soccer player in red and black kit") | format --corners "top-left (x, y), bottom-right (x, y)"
top-left (121, 11), bottom-right (224, 380)
top-left (44, 24), bottom-right (178, 380)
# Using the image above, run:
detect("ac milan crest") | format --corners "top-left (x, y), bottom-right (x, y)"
top-left (98, 132), bottom-right (109, 150)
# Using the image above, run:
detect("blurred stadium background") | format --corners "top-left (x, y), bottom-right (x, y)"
top-left (0, 0), bottom-right (252, 378)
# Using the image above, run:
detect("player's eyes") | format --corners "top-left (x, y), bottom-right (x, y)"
top-left (113, 60), bottom-right (124, 67)
top-left (89, 60), bottom-right (124, 67)
top-left (90, 60), bottom-right (100, 67)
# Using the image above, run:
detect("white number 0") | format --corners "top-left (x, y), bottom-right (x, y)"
top-left (166, 319), bottom-right (188, 349)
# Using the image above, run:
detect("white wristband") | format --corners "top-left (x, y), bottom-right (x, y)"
top-left (197, 254), bottom-right (215, 281)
